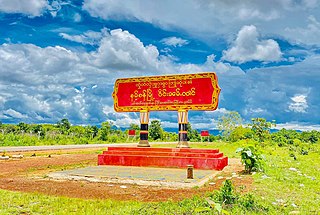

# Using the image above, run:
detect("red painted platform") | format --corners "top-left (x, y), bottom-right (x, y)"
top-left (98, 147), bottom-right (228, 170)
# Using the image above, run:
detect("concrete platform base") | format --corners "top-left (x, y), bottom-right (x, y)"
top-left (48, 165), bottom-right (220, 188)
top-left (98, 147), bottom-right (228, 170)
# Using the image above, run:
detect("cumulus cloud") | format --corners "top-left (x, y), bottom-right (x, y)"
top-left (0, 25), bottom-right (320, 130)
top-left (285, 15), bottom-right (320, 45)
top-left (243, 54), bottom-right (320, 124)
top-left (60, 28), bottom-right (109, 45)
top-left (90, 29), bottom-right (161, 71)
top-left (161, 37), bottom-right (189, 47)
top-left (103, 106), bottom-right (139, 127)
top-left (82, 0), bottom-right (285, 24)
top-left (172, 51), bottom-right (320, 128)
top-left (222, 25), bottom-right (282, 63)
top-left (277, 122), bottom-right (320, 131)
top-left (0, 43), bottom-right (82, 85)
top-left (0, 0), bottom-right (48, 16)
top-left (0, 28), bottom-right (175, 124)
top-left (3, 109), bottom-right (27, 119)
top-left (288, 94), bottom-right (308, 113)
top-left (82, 0), bottom-right (320, 45)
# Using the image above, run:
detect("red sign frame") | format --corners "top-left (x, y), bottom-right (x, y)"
top-left (112, 72), bottom-right (220, 112)
top-left (128, 130), bottom-right (136, 136)
top-left (201, 130), bottom-right (210, 137)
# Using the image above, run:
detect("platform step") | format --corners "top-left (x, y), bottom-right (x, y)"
top-left (103, 151), bottom-right (224, 158)
top-left (98, 147), bottom-right (228, 170)
top-left (106, 147), bottom-right (220, 153)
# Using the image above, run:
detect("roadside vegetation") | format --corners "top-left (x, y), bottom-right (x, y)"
top-left (1, 140), bottom-right (319, 214)
top-left (0, 118), bottom-right (179, 146)
top-left (0, 112), bottom-right (319, 214)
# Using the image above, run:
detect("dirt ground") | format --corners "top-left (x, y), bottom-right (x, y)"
top-left (0, 149), bottom-right (253, 202)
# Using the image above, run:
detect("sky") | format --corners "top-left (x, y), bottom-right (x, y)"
top-left (0, 0), bottom-right (320, 131)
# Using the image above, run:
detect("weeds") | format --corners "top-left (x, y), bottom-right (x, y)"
top-left (236, 146), bottom-right (265, 173)
top-left (212, 179), bottom-right (238, 205)
top-left (206, 179), bottom-right (269, 214)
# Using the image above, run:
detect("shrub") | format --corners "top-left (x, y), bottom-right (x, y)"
top-left (108, 135), bottom-right (119, 143)
top-left (236, 146), bottom-right (264, 173)
top-left (229, 126), bottom-right (253, 142)
top-left (238, 193), bottom-right (269, 212)
top-left (212, 179), bottom-right (239, 205)
top-left (239, 193), bottom-right (256, 209)
top-left (207, 180), bottom-right (269, 213)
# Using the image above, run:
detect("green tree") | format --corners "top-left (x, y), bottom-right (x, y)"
top-left (56, 118), bottom-right (71, 134)
top-left (85, 125), bottom-right (99, 139)
top-left (162, 131), bottom-right (178, 141)
top-left (98, 121), bottom-right (112, 141)
top-left (186, 123), bottom-right (200, 142)
top-left (17, 122), bottom-right (29, 134)
top-left (0, 121), bottom-right (3, 134)
top-left (149, 120), bottom-right (163, 140)
top-left (31, 124), bottom-right (45, 138)
top-left (217, 111), bottom-right (242, 140)
top-left (69, 126), bottom-right (85, 138)
top-left (250, 118), bottom-right (276, 142)
top-left (4, 124), bottom-right (17, 134)
top-left (129, 123), bottom-right (140, 131)
top-left (92, 126), bottom-right (99, 138)
top-left (229, 126), bottom-right (253, 142)
top-left (300, 130), bottom-right (319, 144)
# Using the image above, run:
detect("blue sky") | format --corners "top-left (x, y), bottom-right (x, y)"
top-left (0, 0), bottom-right (320, 131)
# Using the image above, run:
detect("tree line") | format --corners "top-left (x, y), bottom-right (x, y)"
top-left (0, 112), bottom-right (319, 146)
top-left (0, 119), bottom-right (179, 146)
top-left (217, 111), bottom-right (320, 145)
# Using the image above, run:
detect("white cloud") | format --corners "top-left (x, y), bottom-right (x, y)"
top-left (47, 0), bottom-right (61, 17)
top-left (0, 0), bottom-right (48, 16)
top-left (244, 54), bottom-right (320, 124)
top-left (173, 50), bottom-right (320, 129)
top-left (244, 108), bottom-right (266, 115)
top-left (160, 121), bottom-right (177, 128)
top-left (222, 25), bottom-right (282, 63)
top-left (0, 43), bottom-right (82, 85)
top-left (73, 13), bottom-right (82, 22)
top-left (0, 28), bottom-right (176, 124)
top-left (284, 15), bottom-right (320, 45)
top-left (205, 108), bottom-right (229, 115)
top-left (82, 0), bottom-right (320, 46)
top-left (103, 106), bottom-right (139, 127)
top-left (90, 29), bottom-right (161, 71)
top-left (161, 37), bottom-right (189, 47)
top-left (276, 122), bottom-right (320, 131)
top-left (3, 109), bottom-right (27, 119)
top-left (1, 24), bottom-right (320, 131)
top-left (82, 0), bottom-right (285, 26)
top-left (20, 94), bottom-right (51, 114)
top-left (59, 28), bottom-right (109, 45)
top-left (288, 94), bottom-right (308, 113)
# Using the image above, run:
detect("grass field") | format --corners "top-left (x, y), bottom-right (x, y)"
top-left (1, 141), bottom-right (319, 214)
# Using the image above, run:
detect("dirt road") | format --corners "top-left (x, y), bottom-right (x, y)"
top-left (0, 149), bottom-right (252, 202)
top-left (0, 142), bottom-right (174, 152)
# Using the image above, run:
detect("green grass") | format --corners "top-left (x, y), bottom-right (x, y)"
top-left (152, 141), bottom-right (240, 158)
top-left (153, 141), bottom-right (320, 214)
top-left (1, 141), bottom-right (319, 214)
top-left (0, 189), bottom-right (143, 215)
top-left (0, 189), bottom-right (274, 215)
top-left (252, 145), bottom-right (320, 214)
